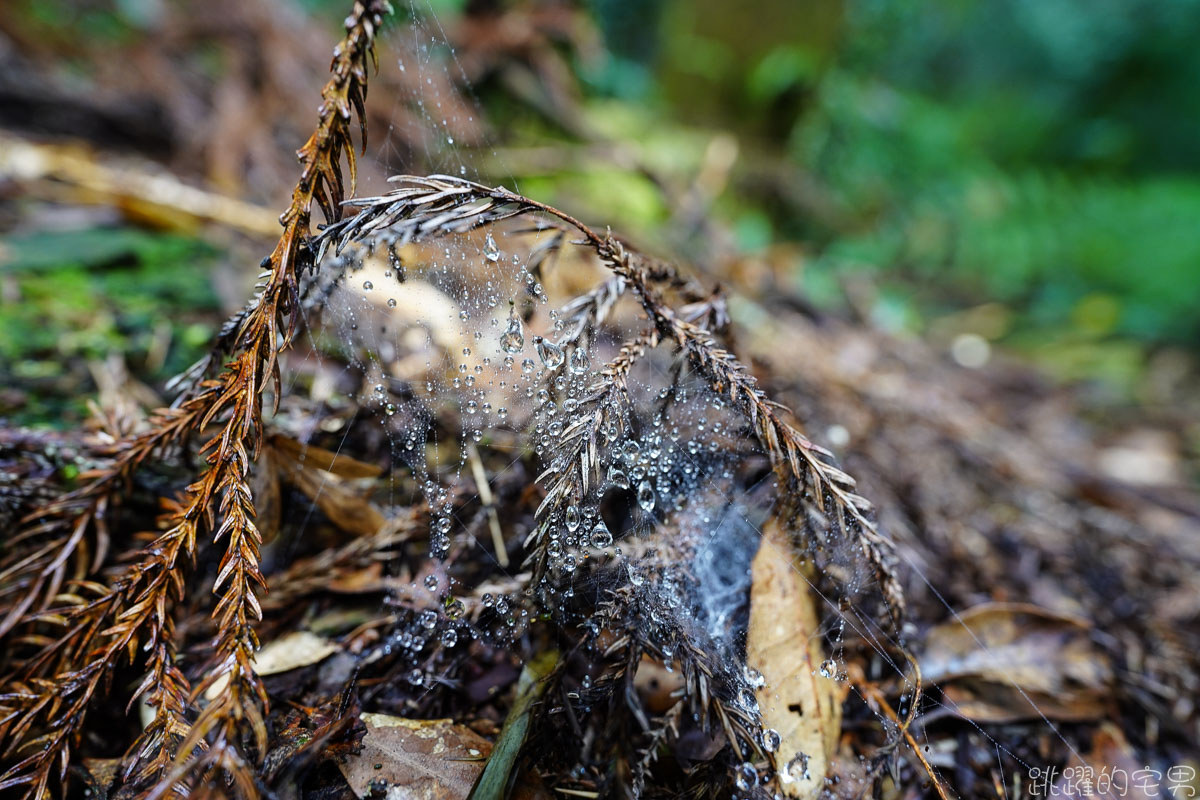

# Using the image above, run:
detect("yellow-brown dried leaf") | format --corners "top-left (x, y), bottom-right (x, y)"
top-left (747, 520), bottom-right (844, 799)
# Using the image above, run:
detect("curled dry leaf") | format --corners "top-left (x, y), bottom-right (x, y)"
top-left (268, 433), bottom-right (384, 479)
top-left (917, 602), bottom-right (1112, 723)
top-left (1052, 723), bottom-right (1159, 800)
top-left (635, 655), bottom-right (685, 714)
top-left (339, 714), bottom-right (547, 800)
top-left (747, 520), bottom-right (845, 799)
top-left (204, 630), bottom-right (340, 700)
top-left (265, 433), bottom-right (386, 538)
top-left (283, 460), bottom-right (387, 537)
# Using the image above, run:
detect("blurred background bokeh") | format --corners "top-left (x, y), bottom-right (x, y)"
top-left (1, 0), bottom-right (1197, 464)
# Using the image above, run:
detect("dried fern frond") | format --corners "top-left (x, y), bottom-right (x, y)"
top-left (3, 8), bottom-right (903, 797)
top-left (527, 329), bottom-right (659, 582)
top-left (0, 397), bottom-right (209, 642)
top-left (0, 3), bottom-right (394, 797)
top-left (318, 174), bottom-right (904, 615)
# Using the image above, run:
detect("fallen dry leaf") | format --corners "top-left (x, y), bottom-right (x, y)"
top-left (917, 602), bottom-right (1112, 722)
top-left (747, 520), bottom-right (844, 799)
top-left (1052, 723), bottom-right (1158, 800)
top-left (285, 461), bottom-right (387, 537)
top-left (339, 714), bottom-right (545, 800)
top-left (263, 433), bottom-right (387, 537)
top-left (268, 433), bottom-right (384, 479)
top-left (340, 715), bottom-right (489, 799)
top-left (205, 630), bottom-right (340, 700)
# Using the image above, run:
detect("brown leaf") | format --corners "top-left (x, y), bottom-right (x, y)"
top-left (747, 520), bottom-right (844, 799)
top-left (286, 463), bottom-right (386, 537)
top-left (918, 602), bottom-right (1112, 722)
top-left (338, 715), bottom-right (492, 800)
top-left (262, 434), bottom-right (386, 536)
top-left (204, 631), bottom-right (340, 700)
top-left (1051, 723), bottom-right (1158, 800)
top-left (268, 433), bottom-right (383, 478)
top-left (327, 562), bottom-right (387, 594)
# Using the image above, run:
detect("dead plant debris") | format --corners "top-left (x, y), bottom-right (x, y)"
top-left (0, 3), bottom-right (1196, 800)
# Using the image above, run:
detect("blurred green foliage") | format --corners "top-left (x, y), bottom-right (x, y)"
top-left (5, 0), bottom-right (1198, 419)
top-left (577, 0), bottom-right (1200, 385)
top-left (797, 0), bottom-right (1200, 348)
top-left (0, 228), bottom-right (218, 425)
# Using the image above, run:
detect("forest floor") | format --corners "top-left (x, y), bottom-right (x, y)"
top-left (1, 3), bottom-right (1198, 799)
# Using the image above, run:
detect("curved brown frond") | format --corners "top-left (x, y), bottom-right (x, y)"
top-left (318, 174), bottom-right (904, 616)
top-left (0, 3), bottom-right (394, 797)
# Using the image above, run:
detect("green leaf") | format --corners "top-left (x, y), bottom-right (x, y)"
top-left (468, 650), bottom-right (558, 800)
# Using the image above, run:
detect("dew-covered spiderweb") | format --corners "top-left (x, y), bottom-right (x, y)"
top-left (265, 3), bottom-right (1091, 796)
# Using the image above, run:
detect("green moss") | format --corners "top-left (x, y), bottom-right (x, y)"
top-left (0, 226), bottom-right (220, 426)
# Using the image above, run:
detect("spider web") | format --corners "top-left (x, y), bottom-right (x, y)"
top-left (269, 3), bottom-right (1096, 797)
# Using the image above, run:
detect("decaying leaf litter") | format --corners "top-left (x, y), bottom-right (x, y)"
top-left (0, 2), bottom-right (1198, 800)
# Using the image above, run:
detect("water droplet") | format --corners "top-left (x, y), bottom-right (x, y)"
top-left (535, 337), bottom-right (564, 370)
top-left (483, 233), bottom-right (500, 262)
top-left (363, 280), bottom-right (373, 291)
top-left (763, 729), bottom-right (781, 753)
top-left (387, 297), bottom-right (397, 308)
top-left (384, 403), bottom-right (397, 416)
top-left (565, 505), bottom-right (581, 532)
top-left (737, 687), bottom-right (759, 713)
top-left (424, 574), bottom-right (439, 590)
top-left (419, 610), bottom-right (437, 629)
top-left (735, 763), bottom-right (757, 791)
top-left (636, 481), bottom-right (655, 512)
top-left (568, 346), bottom-right (589, 374)
top-left (589, 522), bottom-right (613, 549)
top-left (782, 753), bottom-right (811, 784)
top-left (608, 466), bottom-right (630, 489)
top-left (441, 628), bottom-right (458, 647)
top-left (408, 669), bottom-right (424, 686)
top-left (500, 306), bottom-right (524, 353)
top-left (387, 247), bottom-right (405, 282)
top-left (819, 659), bottom-right (837, 679)
top-left (743, 666), bottom-right (765, 688)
